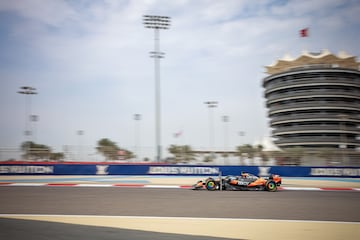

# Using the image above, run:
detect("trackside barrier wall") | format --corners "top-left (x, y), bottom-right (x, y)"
top-left (0, 164), bottom-right (359, 177)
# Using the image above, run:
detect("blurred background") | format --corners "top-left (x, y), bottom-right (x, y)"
top-left (0, 1), bottom-right (359, 166)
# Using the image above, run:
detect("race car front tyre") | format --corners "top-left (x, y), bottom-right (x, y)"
top-left (205, 179), bottom-right (217, 191)
top-left (265, 180), bottom-right (277, 192)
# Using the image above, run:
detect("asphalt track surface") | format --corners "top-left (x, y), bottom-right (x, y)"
top-left (1, 187), bottom-right (360, 240)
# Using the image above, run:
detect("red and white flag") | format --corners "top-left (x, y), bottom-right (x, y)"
top-left (173, 131), bottom-right (182, 138)
top-left (300, 28), bottom-right (309, 37)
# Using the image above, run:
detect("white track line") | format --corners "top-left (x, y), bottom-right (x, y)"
top-left (0, 183), bottom-right (359, 191)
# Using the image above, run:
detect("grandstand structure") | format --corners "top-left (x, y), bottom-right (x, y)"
top-left (263, 50), bottom-right (360, 160)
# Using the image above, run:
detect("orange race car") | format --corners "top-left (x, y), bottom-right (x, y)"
top-left (192, 172), bottom-right (282, 191)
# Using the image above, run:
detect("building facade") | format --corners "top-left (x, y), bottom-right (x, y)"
top-left (263, 50), bottom-right (360, 154)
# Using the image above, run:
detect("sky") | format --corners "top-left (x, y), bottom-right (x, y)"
top-left (0, 0), bottom-right (359, 161)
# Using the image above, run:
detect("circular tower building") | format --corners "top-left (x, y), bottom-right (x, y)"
top-left (263, 50), bottom-right (360, 160)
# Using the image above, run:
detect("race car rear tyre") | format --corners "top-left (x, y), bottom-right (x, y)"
top-left (265, 180), bottom-right (277, 192)
top-left (205, 179), bottom-right (217, 191)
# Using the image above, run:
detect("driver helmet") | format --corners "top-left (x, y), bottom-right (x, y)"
top-left (241, 172), bottom-right (249, 178)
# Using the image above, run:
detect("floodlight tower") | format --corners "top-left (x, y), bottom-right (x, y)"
top-left (204, 101), bottom-right (218, 158)
top-left (134, 113), bottom-right (142, 162)
top-left (143, 15), bottom-right (171, 162)
top-left (17, 86), bottom-right (37, 141)
top-left (18, 86), bottom-right (37, 160)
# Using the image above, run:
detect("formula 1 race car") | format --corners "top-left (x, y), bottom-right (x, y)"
top-left (192, 172), bottom-right (282, 192)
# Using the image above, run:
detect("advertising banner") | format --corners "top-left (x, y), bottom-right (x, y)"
top-left (0, 163), bottom-right (359, 177)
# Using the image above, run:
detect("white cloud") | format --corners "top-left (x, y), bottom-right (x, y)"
top-left (0, 0), bottom-right (77, 26)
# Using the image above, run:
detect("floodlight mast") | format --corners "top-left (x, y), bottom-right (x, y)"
top-left (17, 86), bottom-right (37, 139)
top-left (143, 15), bottom-right (171, 163)
top-left (204, 101), bottom-right (218, 159)
top-left (17, 86), bottom-right (37, 159)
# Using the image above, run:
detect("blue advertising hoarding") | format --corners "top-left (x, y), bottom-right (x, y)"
top-left (0, 164), bottom-right (359, 177)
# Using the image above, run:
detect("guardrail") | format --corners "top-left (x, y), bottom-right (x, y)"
top-left (0, 163), bottom-right (359, 177)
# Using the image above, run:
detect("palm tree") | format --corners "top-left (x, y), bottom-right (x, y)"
top-left (168, 145), bottom-right (196, 163)
top-left (235, 144), bottom-right (256, 162)
top-left (122, 149), bottom-right (135, 160)
top-left (20, 141), bottom-right (66, 161)
top-left (234, 144), bottom-right (268, 165)
top-left (203, 155), bottom-right (213, 163)
top-left (255, 144), bottom-right (268, 163)
top-left (255, 144), bottom-right (263, 153)
top-left (96, 138), bottom-right (120, 161)
top-left (182, 145), bottom-right (197, 162)
top-left (21, 141), bottom-right (51, 160)
top-left (50, 152), bottom-right (65, 161)
top-left (96, 138), bottom-right (134, 161)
